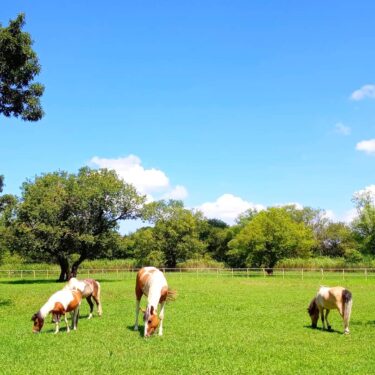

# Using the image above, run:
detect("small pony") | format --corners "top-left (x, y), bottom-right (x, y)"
top-left (307, 286), bottom-right (353, 334)
top-left (134, 266), bottom-right (176, 337)
top-left (31, 289), bottom-right (82, 334)
top-left (64, 277), bottom-right (102, 319)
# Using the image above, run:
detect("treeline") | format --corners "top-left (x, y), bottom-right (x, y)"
top-left (0, 169), bottom-right (374, 281)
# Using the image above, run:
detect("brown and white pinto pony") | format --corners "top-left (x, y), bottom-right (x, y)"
top-left (31, 289), bottom-right (82, 334)
top-left (64, 277), bottom-right (102, 319)
top-left (134, 267), bottom-right (176, 337)
top-left (307, 286), bottom-right (353, 334)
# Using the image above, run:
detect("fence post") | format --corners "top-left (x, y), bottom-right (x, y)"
top-left (321, 268), bottom-right (324, 280)
top-left (342, 269), bottom-right (345, 280)
top-left (247, 268), bottom-right (249, 278)
top-left (21, 270), bottom-right (23, 279)
top-left (283, 268), bottom-right (285, 280)
top-left (33, 270), bottom-right (36, 279)
top-left (301, 268), bottom-right (303, 280)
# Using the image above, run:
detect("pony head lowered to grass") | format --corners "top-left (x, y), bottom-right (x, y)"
top-left (307, 286), bottom-right (353, 334)
top-left (134, 267), bottom-right (176, 337)
top-left (31, 288), bottom-right (82, 334)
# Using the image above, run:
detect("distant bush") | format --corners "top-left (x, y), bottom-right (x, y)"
top-left (82, 258), bottom-right (137, 270)
top-left (276, 257), bottom-right (346, 269)
top-left (276, 256), bottom-right (375, 269)
top-left (177, 256), bottom-right (225, 269)
top-left (0, 253), bottom-right (137, 271)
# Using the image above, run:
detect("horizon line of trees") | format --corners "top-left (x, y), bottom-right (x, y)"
top-left (1, 168), bottom-right (375, 281)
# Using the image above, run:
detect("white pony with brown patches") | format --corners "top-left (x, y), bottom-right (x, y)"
top-left (307, 286), bottom-right (353, 334)
top-left (64, 278), bottom-right (102, 319)
top-left (31, 289), bottom-right (82, 334)
top-left (134, 267), bottom-right (176, 337)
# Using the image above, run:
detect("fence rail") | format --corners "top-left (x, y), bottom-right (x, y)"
top-left (1, 267), bottom-right (375, 280)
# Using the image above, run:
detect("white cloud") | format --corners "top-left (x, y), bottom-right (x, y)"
top-left (342, 208), bottom-right (358, 224)
top-left (353, 184), bottom-right (375, 203)
top-left (350, 84), bottom-right (375, 101)
top-left (197, 194), bottom-right (264, 224)
top-left (89, 154), bottom-right (188, 200)
top-left (323, 209), bottom-right (336, 221)
top-left (334, 122), bottom-right (351, 136)
top-left (162, 185), bottom-right (188, 200)
top-left (356, 139), bottom-right (375, 155)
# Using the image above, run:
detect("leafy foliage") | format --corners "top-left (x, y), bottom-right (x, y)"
top-left (6, 168), bottom-right (145, 280)
top-left (228, 207), bottom-right (315, 268)
top-left (0, 14), bottom-right (44, 121)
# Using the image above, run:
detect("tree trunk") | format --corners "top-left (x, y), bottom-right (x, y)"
top-left (58, 256), bottom-right (70, 282)
top-left (70, 255), bottom-right (86, 278)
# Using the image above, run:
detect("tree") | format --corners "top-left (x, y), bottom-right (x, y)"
top-left (200, 218), bottom-right (232, 262)
top-left (0, 177), bottom-right (17, 262)
top-left (7, 167), bottom-right (145, 280)
top-left (131, 227), bottom-right (165, 267)
top-left (0, 13), bottom-right (44, 121)
top-left (144, 201), bottom-right (207, 267)
top-left (227, 207), bottom-right (315, 268)
top-left (319, 222), bottom-right (357, 258)
top-left (352, 191), bottom-right (375, 255)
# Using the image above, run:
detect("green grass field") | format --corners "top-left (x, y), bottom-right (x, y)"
top-left (1, 273), bottom-right (375, 374)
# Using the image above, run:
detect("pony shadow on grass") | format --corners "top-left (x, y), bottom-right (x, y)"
top-left (304, 325), bottom-right (342, 335)
top-left (127, 325), bottom-right (145, 338)
top-left (350, 320), bottom-right (375, 327)
top-left (0, 279), bottom-right (56, 285)
top-left (0, 299), bottom-right (12, 307)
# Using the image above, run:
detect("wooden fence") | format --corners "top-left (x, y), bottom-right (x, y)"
top-left (1, 267), bottom-right (375, 280)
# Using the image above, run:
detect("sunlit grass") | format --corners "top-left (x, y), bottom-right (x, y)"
top-left (1, 274), bottom-right (375, 374)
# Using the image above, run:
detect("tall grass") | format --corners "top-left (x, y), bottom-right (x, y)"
top-left (277, 256), bottom-right (375, 269)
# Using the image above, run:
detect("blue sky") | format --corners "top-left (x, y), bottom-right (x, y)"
top-left (1, 1), bottom-right (375, 231)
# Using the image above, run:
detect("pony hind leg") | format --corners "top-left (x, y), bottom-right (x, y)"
top-left (92, 294), bottom-right (102, 317)
top-left (92, 281), bottom-right (102, 317)
top-left (86, 296), bottom-right (94, 319)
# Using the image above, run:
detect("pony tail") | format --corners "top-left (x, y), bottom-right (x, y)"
top-left (342, 289), bottom-right (353, 325)
top-left (96, 281), bottom-right (103, 316)
top-left (96, 281), bottom-right (101, 300)
top-left (166, 288), bottom-right (177, 302)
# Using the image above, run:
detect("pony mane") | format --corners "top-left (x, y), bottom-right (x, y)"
top-left (307, 297), bottom-right (318, 316)
top-left (166, 288), bottom-right (177, 302)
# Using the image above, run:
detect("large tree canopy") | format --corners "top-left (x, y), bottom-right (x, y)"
top-left (0, 13), bottom-right (44, 121)
top-left (227, 207), bottom-right (315, 268)
top-left (138, 200), bottom-right (207, 267)
top-left (7, 167), bottom-right (145, 280)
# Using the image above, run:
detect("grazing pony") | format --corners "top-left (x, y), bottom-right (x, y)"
top-left (307, 286), bottom-right (353, 334)
top-left (134, 267), bottom-right (176, 337)
top-left (31, 289), bottom-right (82, 334)
top-left (64, 277), bottom-right (102, 319)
